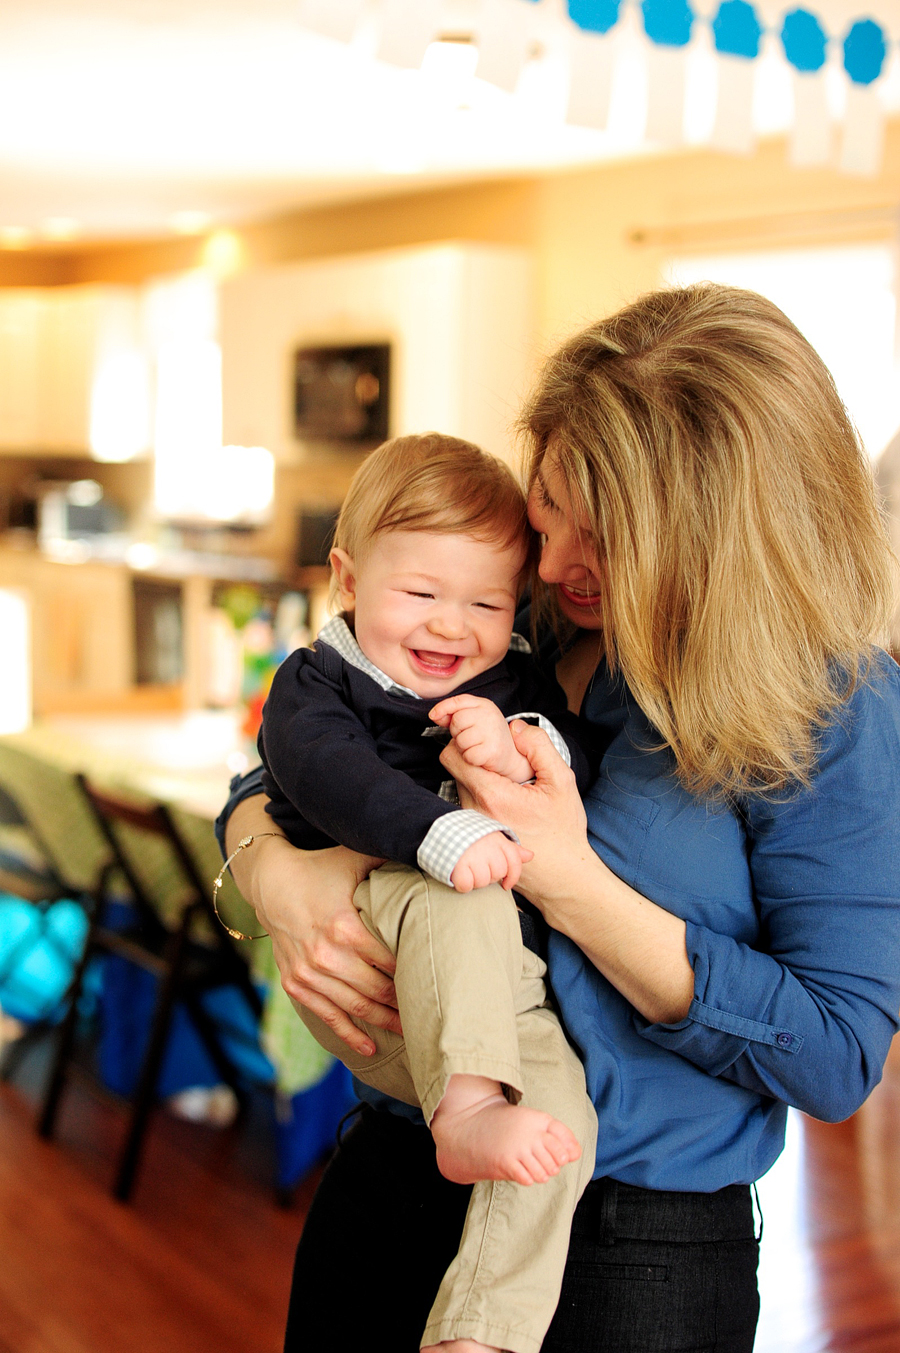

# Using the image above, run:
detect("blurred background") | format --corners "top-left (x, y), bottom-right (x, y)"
top-left (0, 2), bottom-right (897, 1350)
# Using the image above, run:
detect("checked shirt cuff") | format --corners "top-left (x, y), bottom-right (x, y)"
top-left (418, 811), bottom-right (519, 888)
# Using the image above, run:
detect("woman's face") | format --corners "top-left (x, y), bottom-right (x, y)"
top-left (526, 451), bottom-right (604, 631)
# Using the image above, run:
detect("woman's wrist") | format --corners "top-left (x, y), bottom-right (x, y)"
top-left (525, 845), bottom-right (694, 1026)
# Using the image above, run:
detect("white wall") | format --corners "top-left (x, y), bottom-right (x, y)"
top-left (219, 242), bottom-right (535, 466)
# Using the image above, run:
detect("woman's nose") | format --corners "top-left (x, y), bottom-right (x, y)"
top-left (537, 530), bottom-right (566, 581)
top-left (538, 525), bottom-right (580, 581)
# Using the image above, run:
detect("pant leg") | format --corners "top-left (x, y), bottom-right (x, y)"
top-left (291, 861), bottom-right (531, 1118)
top-left (422, 958), bottom-right (599, 1353)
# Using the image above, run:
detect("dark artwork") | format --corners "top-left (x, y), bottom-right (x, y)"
top-left (293, 343), bottom-right (391, 443)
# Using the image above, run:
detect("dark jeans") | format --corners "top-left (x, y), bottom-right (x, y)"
top-left (284, 1106), bottom-right (760, 1352)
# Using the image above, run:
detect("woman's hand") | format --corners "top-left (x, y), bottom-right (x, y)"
top-left (225, 797), bottom-right (399, 1057)
top-left (441, 722), bottom-right (695, 1026)
top-left (440, 719), bottom-right (590, 908)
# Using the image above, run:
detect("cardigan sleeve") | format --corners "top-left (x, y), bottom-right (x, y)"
top-left (636, 658), bottom-right (900, 1123)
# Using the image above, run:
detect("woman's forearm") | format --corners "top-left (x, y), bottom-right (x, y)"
top-left (443, 723), bottom-right (695, 1027)
top-left (519, 848), bottom-right (694, 1026)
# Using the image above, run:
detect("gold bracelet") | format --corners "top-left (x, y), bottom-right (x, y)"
top-left (212, 832), bottom-right (281, 940)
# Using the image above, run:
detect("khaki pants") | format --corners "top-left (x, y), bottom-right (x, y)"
top-left (295, 861), bottom-right (598, 1353)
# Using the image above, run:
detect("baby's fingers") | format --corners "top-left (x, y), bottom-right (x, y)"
top-left (430, 694), bottom-right (483, 727)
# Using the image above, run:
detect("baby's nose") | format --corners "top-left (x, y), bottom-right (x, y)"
top-left (428, 607), bottom-right (467, 638)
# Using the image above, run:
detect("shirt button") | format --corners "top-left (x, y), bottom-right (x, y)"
top-left (776, 1032), bottom-right (793, 1048)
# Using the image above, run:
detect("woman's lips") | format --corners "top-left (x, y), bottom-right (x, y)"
top-left (410, 649), bottom-right (464, 677)
top-left (558, 582), bottom-right (602, 609)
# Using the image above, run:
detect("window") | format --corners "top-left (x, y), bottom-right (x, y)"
top-left (666, 244), bottom-right (899, 459)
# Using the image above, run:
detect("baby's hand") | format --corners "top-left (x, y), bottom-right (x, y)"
top-left (449, 831), bottom-right (532, 893)
top-left (430, 695), bottom-right (534, 783)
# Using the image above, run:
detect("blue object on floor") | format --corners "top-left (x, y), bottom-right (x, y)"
top-left (98, 953), bottom-right (275, 1099)
top-left (273, 1059), bottom-right (357, 1190)
top-left (0, 893), bottom-right (88, 1023)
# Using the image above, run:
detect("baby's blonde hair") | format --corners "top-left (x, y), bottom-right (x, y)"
top-left (521, 283), bottom-right (897, 799)
top-left (331, 433), bottom-right (533, 607)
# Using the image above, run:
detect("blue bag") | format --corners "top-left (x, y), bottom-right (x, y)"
top-left (0, 892), bottom-right (88, 1023)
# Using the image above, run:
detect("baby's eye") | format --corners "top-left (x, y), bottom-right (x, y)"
top-left (474, 602), bottom-right (502, 611)
top-left (407, 590), bottom-right (434, 599)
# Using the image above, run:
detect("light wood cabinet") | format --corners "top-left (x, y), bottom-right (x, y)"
top-left (0, 549), bottom-right (134, 714)
top-left (0, 286), bottom-right (144, 456)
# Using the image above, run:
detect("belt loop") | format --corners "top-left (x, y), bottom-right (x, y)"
top-left (751, 1181), bottom-right (764, 1245)
top-left (599, 1177), bottom-right (618, 1241)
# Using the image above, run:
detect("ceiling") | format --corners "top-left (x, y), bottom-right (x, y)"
top-left (0, 0), bottom-right (624, 246)
top-left (0, 0), bottom-right (897, 248)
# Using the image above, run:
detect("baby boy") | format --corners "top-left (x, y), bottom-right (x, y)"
top-left (259, 432), bottom-right (599, 1353)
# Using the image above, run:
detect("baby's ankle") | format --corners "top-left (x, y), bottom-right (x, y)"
top-left (432, 1074), bottom-right (507, 1124)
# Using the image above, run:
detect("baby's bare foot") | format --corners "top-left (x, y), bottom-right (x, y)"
top-left (430, 1074), bottom-right (581, 1186)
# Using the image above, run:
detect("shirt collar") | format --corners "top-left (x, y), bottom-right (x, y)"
top-left (318, 614), bottom-right (531, 699)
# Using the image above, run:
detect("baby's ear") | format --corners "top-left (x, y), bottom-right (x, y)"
top-left (329, 548), bottom-right (357, 610)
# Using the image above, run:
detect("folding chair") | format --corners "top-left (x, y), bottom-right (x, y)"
top-left (39, 773), bottom-right (264, 1202)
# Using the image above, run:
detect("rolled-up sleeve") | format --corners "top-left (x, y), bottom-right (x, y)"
top-left (214, 764), bottom-right (266, 858)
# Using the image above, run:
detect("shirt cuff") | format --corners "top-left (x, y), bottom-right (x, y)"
top-left (418, 810), bottom-right (519, 887)
top-left (507, 712), bottom-right (571, 770)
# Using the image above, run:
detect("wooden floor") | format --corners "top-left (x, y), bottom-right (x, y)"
top-left (0, 1041), bottom-right (319, 1353)
top-left (0, 1036), bottom-right (899, 1351)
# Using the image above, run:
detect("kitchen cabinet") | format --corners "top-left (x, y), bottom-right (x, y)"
top-left (0, 546), bottom-right (289, 718)
top-left (0, 286), bottom-right (145, 456)
top-left (0, 548), bottom-right (134, 714)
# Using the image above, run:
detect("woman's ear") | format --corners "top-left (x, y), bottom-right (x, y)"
top-left (329, 548), bottom-right (358, 612)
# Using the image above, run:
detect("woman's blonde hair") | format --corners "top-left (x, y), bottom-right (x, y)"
top-left (521, 282), bottom-right (897, 800)
top-left (331, 433), bottom-right (533, 607)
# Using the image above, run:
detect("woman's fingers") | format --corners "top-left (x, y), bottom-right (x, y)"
top-left (288, 981), bottom-right (398, 1058)
top-left (508, 720), bottom-right (572, 785)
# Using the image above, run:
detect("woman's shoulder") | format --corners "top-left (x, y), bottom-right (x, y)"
top-left (746, 648), bottom-right (900, 836)
top-left (819, 648), bottom-right (900, 760)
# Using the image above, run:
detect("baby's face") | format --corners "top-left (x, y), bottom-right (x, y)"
top-left (333, 530), bottom-right (526, 698)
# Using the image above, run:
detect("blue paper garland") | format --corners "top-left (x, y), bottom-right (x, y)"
top-left (712, 0), bottom-right (763, 59)
top-left (565, 0), bottom-right (893, 86)
top-left (642, 0), bottom-right (694, 47)
top-left (568, 0), bottom-right (622, 34)
top-left (781, 8), bottom-right (828, 72)
top-left (844, 18), bottom-right (887, 85)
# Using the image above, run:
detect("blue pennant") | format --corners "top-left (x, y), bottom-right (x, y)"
top-left (843, 18), bottom-right (886, 86)
top-left (781, 8), bottom-right (828, 73)
top-left (567, 0), bottom-right (622, 35)
top-left (642, 0), bottom-right (694, 47)
top-left (712, 0), bottom-right (762, 59)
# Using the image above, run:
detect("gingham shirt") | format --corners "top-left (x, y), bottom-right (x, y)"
top-left (315, 617), bottom-right (572, 885)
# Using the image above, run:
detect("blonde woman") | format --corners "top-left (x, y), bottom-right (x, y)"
top-left (219, 284), bottom-right (900, 1353)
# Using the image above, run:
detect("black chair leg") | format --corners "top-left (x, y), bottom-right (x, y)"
top-left (38, 934), bottom-right (97, 1140)
top-left (113, 925), bottom-right (189, 1202)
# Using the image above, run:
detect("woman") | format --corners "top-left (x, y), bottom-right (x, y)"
top-left (220, 284), bottom-right (900, 1352)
